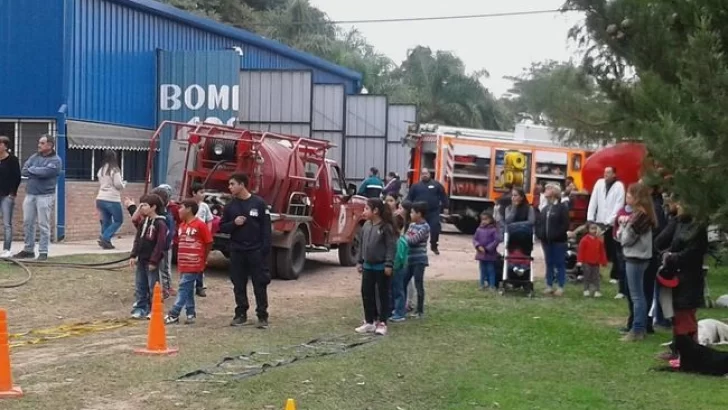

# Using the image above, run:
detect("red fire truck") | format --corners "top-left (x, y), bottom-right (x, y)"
top-left (145, 122), bottom-right (367, 280)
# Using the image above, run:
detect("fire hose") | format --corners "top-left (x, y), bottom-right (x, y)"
top-left (0, 254), bottom-right (132, 289)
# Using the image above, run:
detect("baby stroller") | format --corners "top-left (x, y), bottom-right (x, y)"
top-left (498, 222), bottom-right (535, 298)
top-left (566, 236), bottom-right (584, 283)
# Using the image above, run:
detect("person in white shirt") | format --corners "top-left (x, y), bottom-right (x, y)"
top-left (96, 150), bottom-right (125, 250)
top-left (191, 183), bottom-right (214, 297)
top-left (587, 166), bottom-right (625, 286)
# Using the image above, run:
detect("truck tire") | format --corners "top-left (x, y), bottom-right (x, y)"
top-left (275, 229), bottom-right (307, 280)
top-left (338, 224), bottom-right (360, 267)
top-left (455, 218), bottom-right (479, 235)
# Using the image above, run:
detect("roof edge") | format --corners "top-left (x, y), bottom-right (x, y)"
top-left (114, 0), bottom-right (363, 82)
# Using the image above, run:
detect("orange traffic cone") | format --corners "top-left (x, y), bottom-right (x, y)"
top-left (0, 309), bottom-right (23, 399)
top-left (284, 398), bottom-right (297, 410)
top-left (134, 283), bottom-right (178, 356)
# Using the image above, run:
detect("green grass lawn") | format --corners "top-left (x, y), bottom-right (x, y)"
top-left (206, 275), bottom-right (728, 410)
top-left (4, 263), bottom-right (728, 410)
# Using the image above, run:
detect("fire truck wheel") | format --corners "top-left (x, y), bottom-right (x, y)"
top-left (275, 229), bottom-right (307, 280)
top-left (454, 218), bottom-right (479, 235)
top-left (338, 223), bottom-right (361, 267)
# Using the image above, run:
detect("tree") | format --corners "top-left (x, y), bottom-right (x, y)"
top-left (565, 0), bottom-right (728, 224)
top-left (161, 0), bottom-right (510, 131)
top-left (502, 60), bottom-right (614, 144)
top-left (395, 46), bottom-right (508, 130)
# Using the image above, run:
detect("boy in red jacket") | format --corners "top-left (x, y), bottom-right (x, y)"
top-left (165, 199), bottom-right (212, 325)
top-left (577, 222), bottom-right (608, 298)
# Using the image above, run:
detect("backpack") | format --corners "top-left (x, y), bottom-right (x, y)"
top-left (394, 235), bottom-right (409, 271)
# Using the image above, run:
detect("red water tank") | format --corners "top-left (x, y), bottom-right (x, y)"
top-left (582, 142), bottom-right (646, 192)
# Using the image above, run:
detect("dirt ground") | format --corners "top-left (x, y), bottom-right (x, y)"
top-left (0, 225), bottom-right (547, 410)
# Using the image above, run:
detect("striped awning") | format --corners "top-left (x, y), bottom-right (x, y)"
top-left (66, 120), bottom-right (152, 151)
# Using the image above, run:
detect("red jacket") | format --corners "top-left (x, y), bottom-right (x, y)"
top-left (577, 234), bottom-right (608, 266)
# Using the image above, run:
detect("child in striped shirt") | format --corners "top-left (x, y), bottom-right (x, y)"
top-left (400, 201), bottom-right (430, 319)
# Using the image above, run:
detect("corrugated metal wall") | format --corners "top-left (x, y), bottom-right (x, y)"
top-left (312, 84), bottom-right (345, 164)
top-left (68, 0), bottom-right (358, 129)
top-left (0, 0), bottom-right (65, 117)
top-left (344, 95), bottom-right (388, 181)
top-left (239, 70), bottom-right (312, 136)
top-left (386, 104), bottom-right (417, 179)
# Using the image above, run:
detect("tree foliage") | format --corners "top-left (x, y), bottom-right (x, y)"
top-left (160, 0), bottom-right (508, 130)
top-left (565, 0), bottom-right (728, 224)
top-left (502, 60), bottom-right (614, 144)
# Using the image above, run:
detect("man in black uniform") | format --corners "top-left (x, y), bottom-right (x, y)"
top-left (406, 168), bottom-right (448, 254)
top-left (219, 173), bottom-right (272, 329)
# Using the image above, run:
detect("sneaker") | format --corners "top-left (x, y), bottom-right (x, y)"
top-left (614, 293), bottom-right (625, 299)
top-left (431, 246), bottom-right (440, 255)
top-left (593, 291), bottom-right (603, 298)
top-left (0, 250), bottom-right (11, 258)
top-left (185, 315), bottom-right (196, 325)
top-left (230, 316), bottom-right (248, 327)
top-left (164, 315), bottom-right (179, 325)
top-left (390, 315), bottom-right (406, 322)
top-left (583, 290), bottom-right (591, 297)
top-left (97, 237), bottom-right (115, 250)
top-left (620, 332), bottom-right (646, 342)
top-left (543, 286), bottom-right (554, 295)
top-left (609, 279), bottom-right (618, 284)
top-left (256, 319), bottom-right (269, 329)
top-left (130, 310), bottom-right (145, 320)
top-left (554, 288), bottom-right (564, 297)
top-left (409, 312), bottom-right (424, 319)
top-left (196, 288), bottom-right (207, 297)
top-left (355, 323), bottom-right (376, 334)
top-left (36, 253), bottom-right (48, 261)
top-left (375, 322), bottom-right (388, 336)
top-left (13, 250), bottom-right (34, 259)
top-left (146, 313), bottom-right (152, 320)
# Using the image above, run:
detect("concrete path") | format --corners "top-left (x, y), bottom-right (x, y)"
top-left (7, 237), bottom-right (135, 258)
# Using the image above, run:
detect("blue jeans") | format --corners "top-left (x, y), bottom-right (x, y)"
top-left (23, 193), bottom-right (54, 254)
top-left (96, 200), bottom-right (123, 242)
top-left (542, 242), bottom-right (567, 288)
top-left (169, 273), bottom-right (198, 317)
top-left (132, 262), bottom-right (160, 316)
top-left (479, 260), bottom-right (496, 288)
top-left (391, 267), bottom-right (407, 318)
top-left (625, 259), bottom-right (649, 334)
top-left (0, 196), bottom-right (15, 251)
top-left (402, 263), bottom-right (426, 314)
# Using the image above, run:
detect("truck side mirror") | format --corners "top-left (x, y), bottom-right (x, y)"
top-left (347, 183), bottom-right (357, 196)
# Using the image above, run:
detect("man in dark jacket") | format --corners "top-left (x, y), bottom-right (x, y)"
top-left (406, 168), bottom-right (448, 254)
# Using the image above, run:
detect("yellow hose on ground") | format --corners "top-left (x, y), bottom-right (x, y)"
top-left (9, 319), bottom-right (136, 348)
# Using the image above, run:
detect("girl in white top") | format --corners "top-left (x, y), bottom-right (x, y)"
top-left (96, 150), bottom-right (125, 249)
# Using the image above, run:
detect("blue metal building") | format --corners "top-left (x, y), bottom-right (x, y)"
top-left (0, 0), bottom-right (363, 240)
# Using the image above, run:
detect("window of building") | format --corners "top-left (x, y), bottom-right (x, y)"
top-left (0, 122), bottom-right (15, 152)
top-left (66, 148), bottom-right (148, 182)
top-left (18, 121), bottom-right (52, 163)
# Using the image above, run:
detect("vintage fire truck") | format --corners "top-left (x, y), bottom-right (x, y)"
top-left (145, 121), bottom-right (367, 280)
top-left (405, 123), bottom-right (593, 234)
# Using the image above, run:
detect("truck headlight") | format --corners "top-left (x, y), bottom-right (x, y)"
top-left (213, 143), bottom-right (224, 156)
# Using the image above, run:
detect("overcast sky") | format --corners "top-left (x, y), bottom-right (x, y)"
top-left (309, 0), bottom-right (584, 97)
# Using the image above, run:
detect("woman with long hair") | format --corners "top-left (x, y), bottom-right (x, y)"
top-left (617, 183), bottom-right (656, 342)
top-left (96, 150), bottom-right (125, 249)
